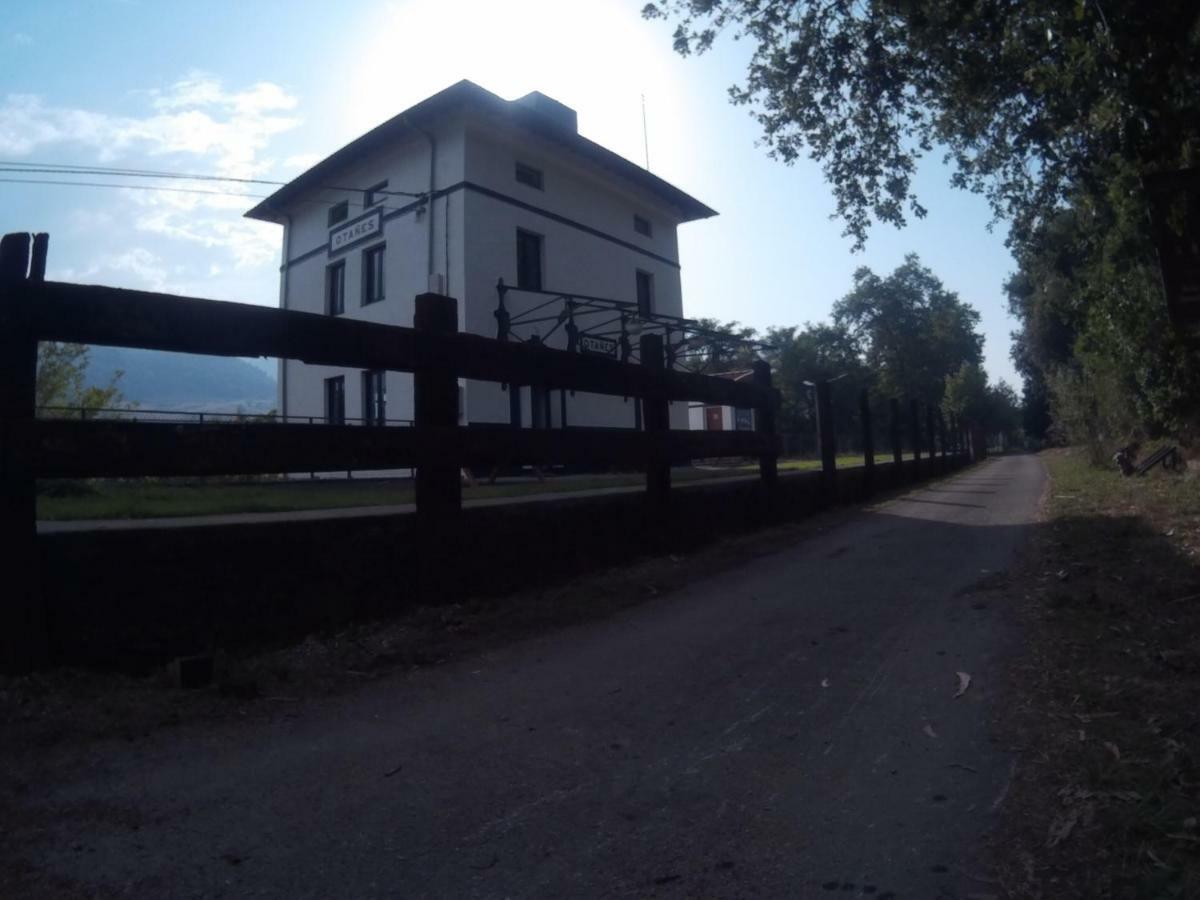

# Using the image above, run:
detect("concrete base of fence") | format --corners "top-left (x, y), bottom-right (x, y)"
top-left (36, 454), bottom-right (970, 670)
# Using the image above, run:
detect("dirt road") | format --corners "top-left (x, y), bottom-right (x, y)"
top-left (4, 455), bottom-right (1045, 898)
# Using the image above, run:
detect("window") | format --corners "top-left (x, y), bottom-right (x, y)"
top-left (516, 230), bottom-right (543, 291)
top-left (324, 376), bottom-right (345, 425)
top-left (364, 180), bottom-right (388, 209)
top-left (326, 261), bottom-right (345, 316)
top-left (515, 162), bottom-right (544, 190)
top-left (362, 370), bottom-right (386, 426)
top-left (634, 215), bottom-right (653, 237)
top-left (636, 270), bottom-right (654, 317)
top-left (328, 200), bottom-right (349, 227)
top-left (362, 243), bottom-right (385, 305)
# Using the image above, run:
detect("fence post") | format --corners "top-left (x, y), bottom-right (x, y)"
top-left (0, 232), bottom-right (48, 673)
top-left (414, 293), bottom-right (461, 528)
top-left (859, 387), bottom-right (874, 495)
top-left (752, 359), bottom-right (778, 507)
top-left (938, 410), bottom-right (948, 467)
top-left (971, 421), bottom-right (987, 461)
top-left (889, 397), bottom-right (903, 473)
top-left (926, 404), bottom-right (937, 474)
top-left (815, 379), bottom-right (836, 497)
top-left (640, 333), bottom-right (670, 508)
top-left (909, 398), bottom-right (922, 479)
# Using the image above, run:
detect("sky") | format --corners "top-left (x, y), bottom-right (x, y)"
top-left (0, 0), bottom-right (1020, 387)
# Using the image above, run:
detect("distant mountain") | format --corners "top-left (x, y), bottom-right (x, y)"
top-left (83, 346), bottom-right (278, 414)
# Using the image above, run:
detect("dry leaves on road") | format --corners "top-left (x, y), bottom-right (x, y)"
top-left (954, 671), bottom-right (972, 698)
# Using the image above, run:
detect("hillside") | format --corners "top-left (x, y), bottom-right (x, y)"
top-left (84, 346), bottom-right (277, 414)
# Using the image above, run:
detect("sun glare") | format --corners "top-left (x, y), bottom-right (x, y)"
top-left (341, 0), bottom-right (688, 175)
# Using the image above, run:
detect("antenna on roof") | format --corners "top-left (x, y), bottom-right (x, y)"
top-left (641, 93), bottom-right (650, 171)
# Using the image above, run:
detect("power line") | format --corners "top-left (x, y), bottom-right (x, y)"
top-left (0, 160), bottom-right (428, 198)
top-left (0, 174), bottom-right (430, 215)
top-left (0, 177), bottom-right (267, 199)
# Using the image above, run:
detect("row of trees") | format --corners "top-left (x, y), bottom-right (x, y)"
top-left (695, 254), bottom-right (1019, 450)
top-left (646, 1), bottom-right (1200, 458)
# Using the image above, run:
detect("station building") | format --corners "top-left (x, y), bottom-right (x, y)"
top-left (245, 80), bottom-right (716, 432)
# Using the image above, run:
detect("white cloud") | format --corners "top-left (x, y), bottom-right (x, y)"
top-left (134, 197), bottom-right (280, 269)
top-left (0, 78), bottom-right (300, 177)
top-left (76, 248), bottom-right (172, 292)
top-left (0, 73), bottom-right (300, 176)
top-left (0, 74), bottom-right (300, 272)
top-left (11, 32), bottom-right (33, 46)
top-left (283, 152), bottom-right (321, 173)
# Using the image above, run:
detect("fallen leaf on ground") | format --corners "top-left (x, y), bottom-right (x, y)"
top-left (1103, 741), bottom-right (1120, 761)
top-left (820, 678), bottom-right (829, 688)
top-left (1046, 810), bottom-right (1079, 847)
top-left (954, 671), bottom-right (972, 698)
top-left (924, 724), bottom-right (939, 739)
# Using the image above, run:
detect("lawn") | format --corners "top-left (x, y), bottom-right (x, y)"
top-left (995, 447), bottom-right (1200, 898)
top-left (36, 455), bottom-right (877, 521)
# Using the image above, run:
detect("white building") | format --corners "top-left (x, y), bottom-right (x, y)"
top-left (245, 80), bottom-right (715, 432)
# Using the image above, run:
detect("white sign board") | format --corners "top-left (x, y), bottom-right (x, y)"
top-left (329, 209), bottom-right (383, 256)
top-left (580, 334), bottom-right (618, 358)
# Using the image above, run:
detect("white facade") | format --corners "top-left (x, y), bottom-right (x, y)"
top-left (246, 81), bottom-right (715, 434)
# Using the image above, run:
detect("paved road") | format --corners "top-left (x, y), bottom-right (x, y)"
top-left (6, 455), bottom-right (1045, 898)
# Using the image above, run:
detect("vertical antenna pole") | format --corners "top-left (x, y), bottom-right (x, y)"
top-left (641, 93), bottom-right (650, 170)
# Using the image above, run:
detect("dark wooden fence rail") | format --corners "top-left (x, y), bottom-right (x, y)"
top-left (0, 231), bottom-right (785, 670)
top-left (0, 231), bottom-right (978, 672)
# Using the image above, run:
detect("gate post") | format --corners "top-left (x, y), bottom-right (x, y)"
top-left (1, 232), bottom-right (48, 673)
top-left (926, 404), bottom-right (938, 474)
top-left (971, 421), bottom-right (988, 461)
top-left (414, 293), bottom-right (461, 530)
top-left (752, 360), bottom-right (778, 507)
top-left (859, 387), bottom-right (875, 496)
top-left (938, 409), bottom-right (948, 468)
top-left (889, 397), bottom-right (903, 478)
top-left (815, 380), bottom-right (837, 499)
top-left (909, 398), bottom-right (922, 480)
top-left (640, 333), bottom-right (670, 509)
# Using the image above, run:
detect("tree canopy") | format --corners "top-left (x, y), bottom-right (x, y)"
top-left (691, 255), bottom-right (988, 447)
top-left (646, 0), bottom-right (1200, 449)
top-left (36, 343), bottom-right (125, 416)
top-left (644, 1), bottom-right (1200, 250)
top-left (832, 254), bottom-right (983, 403)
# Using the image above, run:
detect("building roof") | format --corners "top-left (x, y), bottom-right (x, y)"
top-left (244, 80), bottom-right (717, 224)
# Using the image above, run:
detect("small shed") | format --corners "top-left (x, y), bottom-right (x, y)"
top-left (687, 369), bottom-right (756, 432)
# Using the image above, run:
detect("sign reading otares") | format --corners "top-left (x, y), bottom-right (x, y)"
top-left (328, 209), bottom-right (383, 256)
top-left (579, 334), bottom-right (618, 358)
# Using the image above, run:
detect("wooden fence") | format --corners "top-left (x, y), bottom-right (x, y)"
top-left (0, 231), bottom-right (978, 672)
top-left (0, 232), bottom-right (781, 671)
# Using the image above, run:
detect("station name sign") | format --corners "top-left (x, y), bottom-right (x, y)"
top-left (580, 334), bottom-right (618, 358)
top-left (329, 209), bottom-right (383, 256)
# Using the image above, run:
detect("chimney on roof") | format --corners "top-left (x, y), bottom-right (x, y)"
top-left (514, 92), bottom-right (578, 134)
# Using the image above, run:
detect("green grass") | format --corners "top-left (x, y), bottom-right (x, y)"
top-left (33, 459), bottom-right (828, 522)
top-left (35, 454), bottom-right (893, 522)
top-left (996, 447), bottom-right (1200, 898)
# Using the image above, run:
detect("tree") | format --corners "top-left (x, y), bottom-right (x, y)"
top-left (1006, 163), bottom-right (1200, 442)
top-left (644, 1), bottom-right (1200, 250)
top-left (762, 321), bottom-right (870, 444)
top-left (942, 361), bottom-right (990, 425)
top-left (676, 318), bottom-right (760, 373)
top-left (36, 343), bottom-right (125, 416)
top-left (832, 254), bottom-right (983, 404)
top-left (943, 362), bottom-right (1023, 446)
